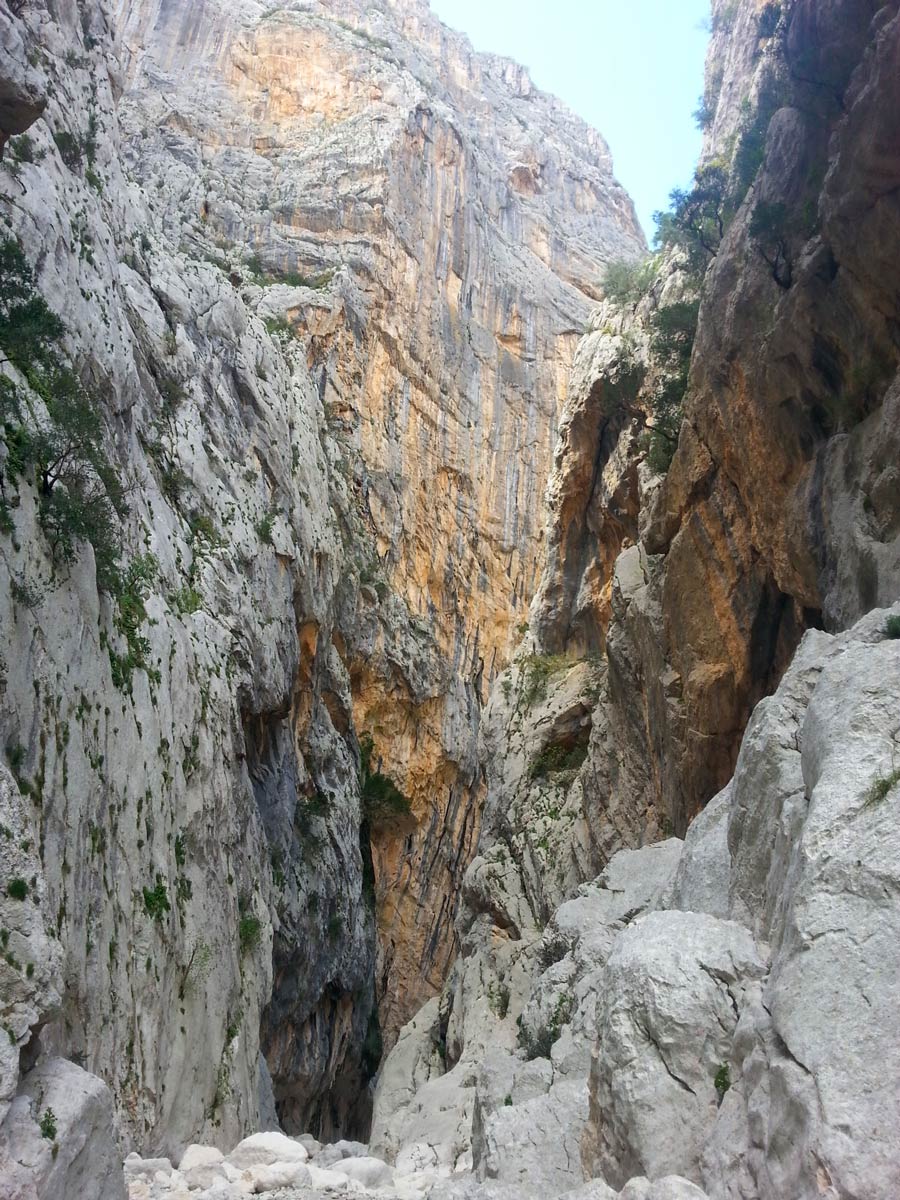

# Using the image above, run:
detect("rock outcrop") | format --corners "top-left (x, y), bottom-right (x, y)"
top-left (376, 603), bottom-right (900, 1198)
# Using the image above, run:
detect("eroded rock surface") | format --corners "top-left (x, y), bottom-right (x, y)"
top-left (0, 0), bottom-right (641, 1160)
top-left (378, 605), bottom-right (900, 1198)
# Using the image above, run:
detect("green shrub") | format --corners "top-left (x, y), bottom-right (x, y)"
top-left (188, 511), bottom-right (221, 548)
top-left (238, 914), bottom-right (262, 954)
top-left (9, 135), bottom-right (43, 164)
top-left (142, 878), bottom-right (170, 922)
top-left (359, 734), bottom-right (412, 828)
top-left (10, 575), bottom-right (41, 610)
top-left (518, 993), bottom-right (573, 1061)
top-left (263, 315), bottom-right (291, 338)
top-left (255, 510), bottom-right (275, 545)
top-left (714, 1063), bottom-right (731, 1096)
top-left (0, 244), bottom-right (128, 593)
top-left (693, 95), bottom-right (716, 131)
top-left (758, 2), bottom-right (781, 39)
top-left (643, 300), bottom-right (700, 473)
top-left (53, 129), bottom-right (83, 168)
top-left (884, 616), bottom-right (900, 639)
top-left (529, 738), bottom-right (589, 780)
top-left (171, 585), bottom-right (202, 615)
top-left (6, 878), bottom-right (28, 900)
top-left (39, 1108), bottom-right (57, 1140)
top-left (5, 743), bottom-right (25, 773)
top-left (601, 258), bottom-right (655, 306)
top-left (865, 768), bottom-right (900, 809)
top-left (0, 238), bottom-right (65, 374)
top-left (519, 655), bottom-right (570, 707)
top-left (106, 555), bottom-right (158, 689)
top-left (655, 163), bottom-right (730, 270)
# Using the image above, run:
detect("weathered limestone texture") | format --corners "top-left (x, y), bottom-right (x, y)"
top-left (376, 605), bottom-right (900, 1199)
top-left (0, 0), bottom-right (641, 1161)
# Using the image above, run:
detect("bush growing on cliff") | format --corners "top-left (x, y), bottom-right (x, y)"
top-left (359, 734), bottom-right (412, 828)
top-left (142, 877), bottom-right (170, 922)
top-left (758, 2), bottom-right (781, 39)
top-left (0, 238), bottom-right (65, 374)
top-left (644, 299), bottom-right (700, 473)
top-left (885, 616), bottom-right (900, 640)
top-left (519, 654), bottom-right (570, 708)
top-left (529, 737), bottom-right (589, 781)
top-left (655, 163), bottom-right (731, 271)
top-left (238, 914), bottom-right (262, 954)
top-left (601, 258), bottom-right (655, 307)
top-left (865, 768), bottom-right (900, 809)
top-left (0, 237), bottom-right (136, 598)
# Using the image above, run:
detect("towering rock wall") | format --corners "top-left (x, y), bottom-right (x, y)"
top-left (371, 2), bottom-right (900, 1197)
top-left (530, 0), bottom-right (900, 840)
top-left (112, 0), bottom-right (643, 1045)
top-left (0, 0), bottom-right (642, 1159)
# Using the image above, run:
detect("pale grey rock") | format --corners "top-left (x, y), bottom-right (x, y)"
top-left (0, 7), bottom-right (46, 147)
top-left (226, 1130), bottom-right (308, 1169)
top-left (522, 841), bottom-right (683, 1077)
top-left (474, 1079), bottom-right (588, 1197)
top-left (702, 604), bottom-right (900, 1200)
top-left (726, 627), bottom-right (837, 938)
top-left (617, 1181), bottom-right (709, 1200)
top-left (314, 1138), bottom-right (369, 1166)
top-left (0, 1057), bottom-right (125, 1200)
top-left (178, 1144), bottom-right (230, 1190)
top-left (583, 910), bottom-right (766, 1189)
top-left (560, 1182), bottom-right (616, 1200)
top-left (664, 785), bottom-right (731, 920)
top-left (239, 1159), bottom-right (312, 1192)
top-left (338, 1154), bottom-right (394, 1188)
top-left (0, 765), bottom-right (63, 1122)
top-left (124, 1153), bottom-right (174, 1177)
top-left (179, 1145), bottom-right (224, 1171)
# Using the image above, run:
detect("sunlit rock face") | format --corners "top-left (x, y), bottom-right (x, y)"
top-left (111, 0), bottom-right (644, 1044)
top-left (0, 0), bottom-right (643, 1154)
top-left (368, 2), bottom-right (900, 1194)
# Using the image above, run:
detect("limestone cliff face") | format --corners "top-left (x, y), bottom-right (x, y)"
top-left (531, 0), bottom-right (900, 837)
top-left (112, 0), bottom-right (644, 1046)
top-left (0, 0), bottom-right (642, 1157)
top-left (369, 0), bottom-right (900, 1189)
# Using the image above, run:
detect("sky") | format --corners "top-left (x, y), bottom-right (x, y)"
top-left (428, 0), bottom-right (711, 242)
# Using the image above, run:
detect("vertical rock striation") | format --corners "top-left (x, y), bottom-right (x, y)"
top-left (0, 0), bottom-right (642, 1158)
top-left (373, 4), bottom-right (900, 1198)
top-left (110, 0), bottom-right (644, 1048)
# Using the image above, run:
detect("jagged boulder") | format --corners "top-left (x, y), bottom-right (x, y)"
top-left (663, 786), bottom-right (731, 920)
top-left (371, 997), bottom-right (475, 1175)
top-left (583, 910), bottom-right (766, 1189)
top-left (0, 8), bottom-right (46, 151)
top-left (0, 1057), bottom-right (125, 1200)
top-left (474, 1079), bottom-right (588, 1196)
top-left (702, 605), bottom-right (900, 1200)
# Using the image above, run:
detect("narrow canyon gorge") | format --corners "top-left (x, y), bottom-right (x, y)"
top-left (0, 0), bottom-right (898, 1198)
